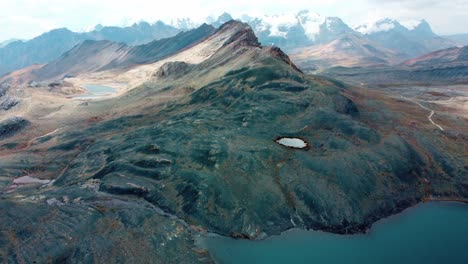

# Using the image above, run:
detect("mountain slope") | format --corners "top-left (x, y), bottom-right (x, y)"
top-left (445, 34), bottom-right (468, 45)
top-left (325, 45), bottom-right (468, 85)
top-left (0, 20), bottom-right (466, 263)
top-left (0, 39), bottom-right (21, 48)
top-left (403, 46), bottom-right (468, 66)
top-left (290, 34), bottom-right (405, 70)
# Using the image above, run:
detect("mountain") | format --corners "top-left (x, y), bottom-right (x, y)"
top-left (162, 12), bottom-right (456, 58)
top-left (244, 10), bottom-right (354, 51)
top-left (1, 24), bottom-right (216, 84)
top-left (324, 45), bottom-right (468, 85)
top-left (1, 12), bottom-right (460, 76)
top-left (88, 21), bottom-right (180, 45)
top-left (169, 17), bottom-right (200, 30)
top-left (403, 45), bottom-right (468, 66)
top-left (354, 18), bottom-right (456, 57)
top-left (1, 20), bottom-right (466, 263)
top-left (444, 34), bottom-right (468, 46)
top-left (290, 33), bottom-right (406, 70)
top-left (208, 12), bottom-right (234, 28)
top-left (0, 22), bottom-right (181, 77)
top-left (0, 28), bottom-right (89, 77)
top-left (0, 39), bottom-right (21, 48)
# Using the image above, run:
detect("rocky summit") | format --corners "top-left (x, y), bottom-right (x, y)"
top-left (0, 20), bottom-right (467, 263)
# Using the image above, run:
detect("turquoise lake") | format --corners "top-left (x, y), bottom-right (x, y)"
top-left (74, 84), bottom-right (116, 99)
top-left (201, 202), bottom-right (468, 264)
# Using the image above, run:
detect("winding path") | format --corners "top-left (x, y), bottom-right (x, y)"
top-left (343, 79), bottom-right (445, 132)
top-left (400, 96), bottom-right (445, 131)
top-left (26, 126), bottom-right (67, 148)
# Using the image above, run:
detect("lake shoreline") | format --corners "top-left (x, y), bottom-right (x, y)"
top-left (198, 201), bottom-right (468, 264)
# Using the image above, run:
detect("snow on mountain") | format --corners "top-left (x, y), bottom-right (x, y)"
top-left (354, 18), bottom-right (435, 35)
top-left (257, 13), bottom-right (298, 38)
top-left (354, 18), bottom-right (402, 34)
top-left (297, 10), bottom-right (326, 40)
top-left (77, 24), bottom-right (105, 33)
top-left (248, 10), bottom-right (326, 40)
top-left (400, 19), bottom-right (425, 30)
top-left (169, 18), bottom-right (200, 30)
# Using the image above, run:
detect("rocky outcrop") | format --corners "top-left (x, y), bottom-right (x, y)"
top-left (220, 20), bottom-right (261, 49)
top-left (0, 96), bottom-right (20, 111)
top-left (0, 117), bottom-right (29, 140)
top-left (154, 61), bottom-right (193, 79)
top-left (0, 83), bottom-right (19, 111)
top-left (267, 46), bottom-right (303, 73)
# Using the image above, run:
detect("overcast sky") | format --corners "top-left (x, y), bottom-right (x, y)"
top-left (1, 0), bottom-right (467, 42)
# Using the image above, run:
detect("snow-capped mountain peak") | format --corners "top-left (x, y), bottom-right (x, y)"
top-left (247, 10), bottom-right (327, 40)
top-left (354, 18), bottom-right (436, 35)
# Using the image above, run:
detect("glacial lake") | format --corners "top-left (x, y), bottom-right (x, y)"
top-left (201, 202), bottom-right (468, 264)
top-left (74, 84), bottom-right (117, 99)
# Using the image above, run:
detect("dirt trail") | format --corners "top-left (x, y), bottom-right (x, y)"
top-left (400, 96), bottom-right (445, 131)
top-left (344, 80), bottom-right (445, 132)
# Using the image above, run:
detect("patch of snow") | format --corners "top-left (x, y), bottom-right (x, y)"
top-left (258, 13), bottom-right (298, 38)
top-left (250, 10), bottom-right (326, 40)
top-left (400, 19), bottom-right (423, 30)
top-left (169, 17), bottom-right (200, 30)
top-left (276, 137), bottom-right (308, 149)
top-left (297, 10), bottom-right (326, 40)
top-left (354, 18), bottom-right (398, 34)
top-left (13, 176), bottom-right (51, 185)
top-left (46, 198), bottom-right (64, 206)
top-left (77, 24), bottom-right (100, 33)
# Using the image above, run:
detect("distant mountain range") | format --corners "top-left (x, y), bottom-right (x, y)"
top-left (444, 34), bottom-right (468, 45)
top-left (354, 18), bottom-right (454, 58)
top-left (290, 33), bottom-right (406, 70)
top-left (1, 24), bottom-right (216, 84)
top-left (0, 22), bottom-right (181, 77)
top-left (0, 10), bottom-right (465, 77)
top-left (0, 39), bottom-right (21, 48)
top-left (324, 45), bottom-right (468, 85)
top-left (403, 45), bottom-right (468, 67)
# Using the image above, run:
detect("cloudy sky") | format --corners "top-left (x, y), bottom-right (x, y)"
top-left (1, 0), bottom-right (467, 42)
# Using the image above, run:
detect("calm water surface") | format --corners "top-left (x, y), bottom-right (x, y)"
top-left (74, 84), bottom-right (116, 99)
top-left (202, 202), bottom-right (468, 264)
